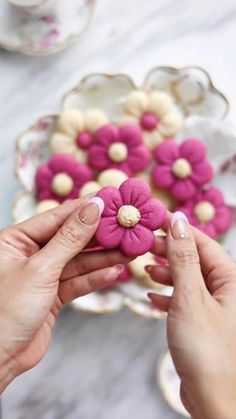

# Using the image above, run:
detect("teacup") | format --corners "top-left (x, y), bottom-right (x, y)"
top-left (8, 0), bottom-right (57, 16)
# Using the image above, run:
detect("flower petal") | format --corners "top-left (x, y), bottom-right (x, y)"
top-left (140, 199), bottom-right (166, 229)
top-left (88, 145), bottom-right (110, 170)
top-left (120, 115), bottom-right (139, 126)
top-left (96, 186), bottom-right (123, 216)
top-left (152, 166), bottom-right (174, 188)
top-left (127, 146), bottom-right (151, 172)
top-left (50, 132), bottom-right (75, 154)
top-left (171, 179), bottom-right (196, 201)
top-left (158, 112), bottom-right (181, 137)
top-left (120, 225), bottom-right (155, 256)
top-left (191, 162), bottom-right (214, 185)
top-left (203, 187), bottom-right (225, 207)
top-left (84, 109), bottom-right (108, 132)
top-left (48, 154), bottom-right (76, 174)
top-left (213, 207), bottom-right (233, 233)
top-left (154, 141), bottom-right (179, 164)
top-left (179, 139), bottom-right (206, 164)
top-left (35, 165), bottom-right (53, 190)
top-left (148, 91), bottom-right (173, 117)
top-left (119, 178), bottom-right (151, 207)
top-left (124, 90), bottom-right (149, 117)
top-left (72, 164), bottom-right (93, 187)
top-left (196, 222), bottom-right (217, 239)
top-left (108, 162), bottom-right (132, 176)
top-left (119, 124), bottom-right (143, 147)
top-left (57, 109), bottom-right (84, 137)
top-left (95, 124), bottom-right (119, 147)
top-left (96, 217), bottom-right (124, 248)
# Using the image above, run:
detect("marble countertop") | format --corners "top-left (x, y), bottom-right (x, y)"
top-left (1, 0), bottom-right (236, 417)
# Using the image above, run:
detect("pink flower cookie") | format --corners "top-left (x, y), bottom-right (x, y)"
top-left (50, 109), bottom-right (108, 163)
top-left (35, 154), bottom-right (93, 203)
top-left (152, 139), bottom-right (214, 201)
top-left (177, 187), bottom-right (232, 239)
top-left (121, 90), bottom-right (181, 149)
top-left (88, 124), bottom-right (151, 176)
top-left (95, 178), bottom-right (167, 257)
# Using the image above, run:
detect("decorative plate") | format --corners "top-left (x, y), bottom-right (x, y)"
top-left (157, 351), bottom-right (190, 417)
top-left (14, 66), bottom-right (236, 318)
top-left (0, 0), bottom-right (95, 55)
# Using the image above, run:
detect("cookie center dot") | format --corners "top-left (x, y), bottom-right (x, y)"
top-left (172, 158), bottom-right (192, 179)
top-left (194, 201), bottom-right (215, 223)
top-left (108, 142), bottom-right (128, 162)
top-left (76, 131), bottom-right (93, 149)
top-left (140, 112), bottom-right (159, 131)
top-left (117, 205), bottom-right (141, 228)
top-left (52, 173), bottom-right (74, 196)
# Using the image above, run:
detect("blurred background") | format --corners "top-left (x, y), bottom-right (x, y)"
top-left (1, 0), bottom-right (236, 417)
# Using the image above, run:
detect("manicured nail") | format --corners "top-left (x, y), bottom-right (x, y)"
top-left (116, 264), bottom-right (124, 274)
top-left (79, 197), bottom-right (104, 225)
top-left (171, 211), bottom-right (189, 240)
top-left (87, 197), bottom-right (105, 215)
top-left (145, 265), bottom-right (153, 273)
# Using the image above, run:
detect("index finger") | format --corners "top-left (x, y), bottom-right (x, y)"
top-left (12, 194), bottom-right (94, 244)
top-left (153, 211), bottom-right (234, 276)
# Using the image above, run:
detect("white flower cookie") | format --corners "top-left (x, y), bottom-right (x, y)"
top-left (50, 109), bottom-right (108, 163)
top-left (121, 90), bottom-right (181, 149)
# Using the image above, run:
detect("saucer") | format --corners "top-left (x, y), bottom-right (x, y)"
top-left (157, 351), bottom-right (190, 417)
top-left (0, 0), bottom-right (95, 55)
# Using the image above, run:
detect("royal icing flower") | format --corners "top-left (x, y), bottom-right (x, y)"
top-left (152, 139), bottom-right (214, 201)
top-left (80, 168), bottom-right (128, 197)
top-left (50, 109), bottom-right (108, 163)
top-left (121, 90), bottom-right (181, 149)
top-left (95, 178), bottom-right (166, 257)
top-left (88, 124), bottom-right (151, 175)
top-left (177, 188), bottom-right (232, 239)
top-left (35, 154), bottom-right (93, 203)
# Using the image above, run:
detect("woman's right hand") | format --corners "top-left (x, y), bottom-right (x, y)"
top-left (147, 211), bottom-right (236, 419)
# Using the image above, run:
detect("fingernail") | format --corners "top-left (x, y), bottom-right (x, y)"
top-left (145, 265), bottom-right (153, 273)
top-left (79, 197), bottom-right (104, 226)
top-left (116, 264), bottom-right (124, 274)
top-left (87, 197), bottom-right (105, 215)
top-left (171, 211), bottom-right (189, 239)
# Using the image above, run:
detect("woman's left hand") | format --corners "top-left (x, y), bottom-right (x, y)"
top-left (0, 196), bottom-right (127, 392)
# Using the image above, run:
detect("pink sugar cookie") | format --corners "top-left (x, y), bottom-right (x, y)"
top-left (35, 153), bottom-right (93, 203)
top-left (88, 124), bottom-right (151, 176)
top-left (152, 139), bottom-right (214, 201)
top-left (95, 178), bottom-right (167, 257)
top-left (177, 187), bottom-right (233, 239)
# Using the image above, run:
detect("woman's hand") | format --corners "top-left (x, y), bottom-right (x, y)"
top-left (147, 212), bottom-right (236, 419)
top-left (0, 196), bottom-right (128, 393)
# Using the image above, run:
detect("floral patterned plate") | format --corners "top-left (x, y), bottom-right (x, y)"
top-left (157, 351), bottom-right (190, 417)
top-left (14, 67), bottom-right (236, 316)
top-left (0, 0), bottom-right (95, 55)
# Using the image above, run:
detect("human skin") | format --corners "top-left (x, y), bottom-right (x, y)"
top-left (147, 211), bottom-right (236, 419)
top-left (0, 196), bottom-right (130, 393)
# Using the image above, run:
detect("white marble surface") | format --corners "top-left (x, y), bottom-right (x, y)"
top-left (1, 0), bottom-right (236, 417)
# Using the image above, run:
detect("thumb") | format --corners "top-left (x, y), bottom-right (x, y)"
top-left (167, 211), bottom-right (206, 294)
top-left (32, 197), bottom-right (104, 271)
